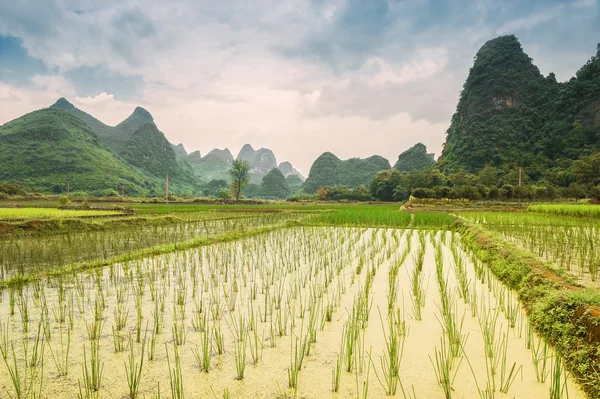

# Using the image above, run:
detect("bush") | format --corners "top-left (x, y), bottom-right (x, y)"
top-left (102, 188), bottom-right (120, 197)
top-left (218, 189), bottom-right (230, 199)
top-left (59, 195), bottom-right (70, 206)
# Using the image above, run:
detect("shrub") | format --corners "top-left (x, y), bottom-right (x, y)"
top-left (59, 195), bottom-right (70, 206)
top-left (218, 189), bottom-right (230, 199)
top-left (102, 188), bottom-right (120, 197)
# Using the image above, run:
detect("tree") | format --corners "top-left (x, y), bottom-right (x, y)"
top-left (370, 169), bottom-right (405, 202)
top-left (573, 152), bottom-right (600, 187)
top-left (229, 159), bottom-right (250, 201)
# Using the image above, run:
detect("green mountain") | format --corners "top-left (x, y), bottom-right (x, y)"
top-left (394, 143), bottom-right (436, 172)
top-left (302, 152), bottom-right (391, 194)
top-left (0, 108), bottom-right (160, 195)
top-left (120, 123), bottom-right (197, 191)
top-left (50, 98), bottom-right (154, 153)
top-left (260, 168), bottom-right (291, 199)
top-left (187, 150), bottom-right (202, 164)
top-left (236, 144), bottom-right (278, 184)
top-left (191, 148), bottom-right (234, 182)
top-left (439, 35), bottom-right (600, 183)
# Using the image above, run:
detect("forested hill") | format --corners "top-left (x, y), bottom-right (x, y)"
top-left (120, 123), bottom-right (197, 188)
top-left (394, 143), bottom-right (435, 172)
top-left (0, 108), bottom-right (163, 195)
top-left (439, 35), bottom-right (600, 183)
top-left (302, 152), bottom-right (391, 194)
top-left (50, 98), bottom-right (155, 153)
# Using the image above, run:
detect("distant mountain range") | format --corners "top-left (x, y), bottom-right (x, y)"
top-left (1, 97), bottom-right (437, 197)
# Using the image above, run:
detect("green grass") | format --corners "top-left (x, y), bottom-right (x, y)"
top-left (307, 205), bottom-right (456, 228)
top-left (0, 208), bottom-right (120, 220)
top-left (529, 204), bottom-right (600, 218)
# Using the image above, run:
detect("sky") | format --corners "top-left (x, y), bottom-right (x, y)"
top-left (1, 0), bottom-right (599, 175)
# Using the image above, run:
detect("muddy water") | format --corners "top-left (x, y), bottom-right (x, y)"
top-left (0, 227), bottom-right (587, 398)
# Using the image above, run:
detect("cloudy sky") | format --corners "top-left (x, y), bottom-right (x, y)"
top-left (1, 0), bottom-right (599, 174)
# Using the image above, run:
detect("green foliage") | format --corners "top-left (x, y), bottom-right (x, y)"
top-left (230, 160), bottom-right (250, 200)
top-left (51, 99), bottom-right (154, 154)
top-left (303, 152), bottom-right (391, 194)
top-left (0, 108), bottom-right (165, 195)
top-left (101, 189), bottom-right (120, 197)
top-left (0, 182), bottom-right (28, 196)
top-left (440, 35), bottom-right (600, 182)
top-left (201, 180), bottom-right (229, 197)
top-left (218, 189), bottom-right (230, 199)
top-left (315, 185), bottom-right (371, 201)
top-left (573, 152), bottom-right (600, 187)
top-left (260, 168), bottom-right (290, 199)
top-left (393, 143), bottom-right (435, 172)
top-left (369, 169), bottom-right (409, 202)
top-left (119, 123), bottom-right (197, 193)
top-left (59, 196), bottom-right (70, 206)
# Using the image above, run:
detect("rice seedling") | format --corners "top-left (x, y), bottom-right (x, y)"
top-left (125, 335), bottom-right (146, 399)
top-left (78, 340), bottom-right (104, 398)
top-left (370, 308), bottom-right (407, 395)
top-left (531, 336), bottom-right (550, 383)
top-left (48, 326), bottom-right (71, 376)
top-left (112, 326), bottom-right (126, 353)
top-left (331, 352), bottom-right (342, 392)
top-left (429, 337), bottom-right (461, 399)
top-left (85, 319), bottom-right (104, 341)
top-left (166, 343), bottom-right (185, 399)
top-left (549, 351), bottom-right (570, 399)
top-left (0, 318), bottom-right (8, 360)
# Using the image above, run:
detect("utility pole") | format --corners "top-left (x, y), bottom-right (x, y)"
top-left (165, 174), bottom-right (169, 204)
top-left (67, 181), bottom-right (70, 197)
top-left (120, 184), bottom-right (124, 197)
top-left (518, 168), bottom-right (522, 187)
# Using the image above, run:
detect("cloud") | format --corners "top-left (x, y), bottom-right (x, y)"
top-left (30, 74), bottom-right (76, 97)
top-left (75, 92), bottom-right (115, 106)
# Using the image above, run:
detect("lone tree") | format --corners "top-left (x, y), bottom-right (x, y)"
top-left (230, 159), bottom-right (250, 201)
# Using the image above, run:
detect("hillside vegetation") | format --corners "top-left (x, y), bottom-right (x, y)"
top-left (302, 152), bottom-right (391, 194)
top-left (394, 143), bottom-right (436, 172)
top-left (440, 35), bottom-right (600, 187)
top-left (120, 123), bottom-right (198, 192)
top-left (0, 109), bottom-right (160, 195)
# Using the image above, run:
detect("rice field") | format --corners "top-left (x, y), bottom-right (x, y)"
top-left (0, 203), bottom-right (589, 398)
top-left (528, 204), bottom-right (600, 218)
top-left (0, 213), bottom-right (297, 281)
top-left (0, 208), bottom-right (122, 220)
top-left (463, 212), bottom-right (600, 287)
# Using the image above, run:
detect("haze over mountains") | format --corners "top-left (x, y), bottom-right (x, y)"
top-left (0, 96), bottom-right (434, 197)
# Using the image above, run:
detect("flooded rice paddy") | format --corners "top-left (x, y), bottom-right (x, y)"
top-left (0, 213), bottom-right (295, 279)
top-left (0, 227), bottom-right (585, 398)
